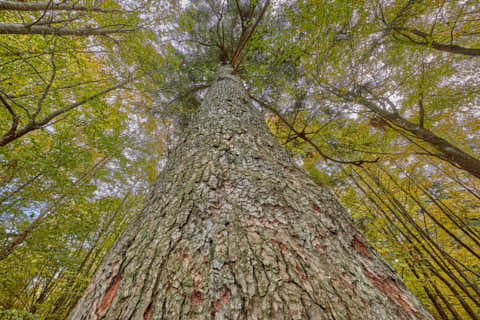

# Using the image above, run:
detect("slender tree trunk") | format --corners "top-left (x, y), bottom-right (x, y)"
top-left (68, 65), bottom-right (433, 319)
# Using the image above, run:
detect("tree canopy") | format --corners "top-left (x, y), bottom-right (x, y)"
top-left (1, 0), bottom-right (479, 318)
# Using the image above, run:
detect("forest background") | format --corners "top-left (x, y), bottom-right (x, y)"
top-left (0, 0), bottom-right (479, 319)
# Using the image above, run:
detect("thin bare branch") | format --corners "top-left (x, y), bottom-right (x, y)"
top-left (249, 93), bottom-right (379, 166)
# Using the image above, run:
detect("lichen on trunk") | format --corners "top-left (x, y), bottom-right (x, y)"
top-left (67, 65), bottom-right (433, 319)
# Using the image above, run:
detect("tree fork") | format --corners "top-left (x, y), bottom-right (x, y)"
top-left (68, 65), bottom-right (433, 319)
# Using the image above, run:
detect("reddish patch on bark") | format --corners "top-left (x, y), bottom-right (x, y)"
top-left (211, 287), bottom-right (232, 315)
top-left (352, 236), bottom-right (370, 258)
top-left (96, 274), bottom-right (121, 315)
top-left (143, 302), bottom-right (153, 320)
top-left (271, 239), bottom-right (288, 252)
top-left (363, 267), bottom-right (422, 317)
top-left (181, 253), bottom-right (192, 267)
top-left (189, 269), bottom-right (203, 287)
top-left (190, 290), bottom-right (204, 305)
top-left (312, 204), bottom-right (324, 214)
top-left (294, 265), bottom-right (307, 281)
top-left (228, 137), bottom-right (233, 142)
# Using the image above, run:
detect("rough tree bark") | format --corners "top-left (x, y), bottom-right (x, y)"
top-left (67, 65), bottom-right (433, 319)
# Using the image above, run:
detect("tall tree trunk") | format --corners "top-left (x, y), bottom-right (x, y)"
top-left (67, 65), bottom-right (433, 319)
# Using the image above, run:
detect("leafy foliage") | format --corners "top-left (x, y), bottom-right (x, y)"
top-left (0, 0), bottom-right (169, 318)
top-left (1, 0), bottom-right (480, 318)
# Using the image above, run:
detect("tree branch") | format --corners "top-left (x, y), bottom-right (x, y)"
top-left (231, 0), bottom-right (270, 67)
top-left (249, 93), bottom-right (379, 166)
top-left (33, 38), bottom-right (57, 120)
top-left (0, 23), bottom-right (137, 36)
top-left (0, 0), bottom-right (124, 13)
top-left (326, 85), bottom-right (480, 178)
top-left (418, 92), bottom-right (424, 128)
top-left (0, 93), bottom-right (19, 141)
top-left (0, 79), bottom-right (129, 147)
top-left (395, 27), bottom-right (480, 56)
